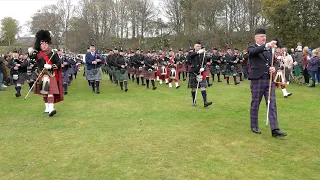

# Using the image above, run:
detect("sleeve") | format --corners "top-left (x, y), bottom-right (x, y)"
top-left (248, 44), bottom-right (267, 58)
top-left (52, 54), bottom-right (61, 68)
top-left (85, 53), bottom-right (93, 65)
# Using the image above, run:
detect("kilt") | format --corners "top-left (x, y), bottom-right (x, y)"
top-left (62, 71), bottom-right (70, 83)
top-left (128, 67), bottom-right (135, 74)
top-left (13, 72), bottom-right (27, 85)
top-left (67, 67), bottom-right (74, 76)
top-left (135, 67), bottom-right (144, 77)
top-left (86, 68), bottom-right (102, 81)
top-left (236, 64), bottom-right (242, 73)
top-left (27, 71), bottom-right (37, 80)
top-left (187, 65), bottom-right (191, 73)
top-left (115, 69), bottom-right (129, 81)
top-left (73, 65), bottom-right (79, 73)
top-left (220, 64), bottom-right (226, 73)
top-left (210, 64), bottom-right (220, 74)
top-left (144, 70), bottom-right (156, 79)
top-left (224, 65), bottom-right (237, 76)
top-left (34, 75), bottom-right (60, 95)
top-left (188, 73), bottom-right (207, 88)
top-left (177, 64), bottom-right (186, 72)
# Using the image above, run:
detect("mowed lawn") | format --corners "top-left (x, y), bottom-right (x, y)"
top-left (0, 72), bottom-right (319, 179)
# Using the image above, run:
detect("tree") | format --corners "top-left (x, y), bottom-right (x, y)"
top-left (1, 17), bottom-right (19, 45)
top-left (29, 5), bottom-right (63, 47)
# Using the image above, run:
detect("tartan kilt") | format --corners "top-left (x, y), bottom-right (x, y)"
top-left (236, 64), bottom-right (242, 73)
top-left (13, 72), bottom-right (27, 85)
top-left (144, 69), bottom-right (156, 79)
top-left (86, 68), bottom-right (102, 81)
top-left (27, 71), bottom-right (37, 81)
top-left (62, 71), bottom-right (71, 83)
top-left (188, 73), bottom-right (207, 88)
top-left (34, 75), bottom-right (60, 95)
top-left (177, 64), bottom-right (186, 72)
top-left (187, 65), bottom-right (191, 73)
top-left (67, 67), bottom-right (74, 75)
top-left (210, 64), bottom-right (220, 74)
top-left (135, 67), bottom-right (144, 77)
top-left (224, 65), bottom-right (237, 76)
top-left (128, 67), bottom-right (135, 74)
top-left (115, 69), bottom-right (129, 81)
top-left (220, 64), bottom-right (226, 73)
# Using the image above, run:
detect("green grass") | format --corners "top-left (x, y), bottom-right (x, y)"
top-left (0, 72), bottom-right (319, 180)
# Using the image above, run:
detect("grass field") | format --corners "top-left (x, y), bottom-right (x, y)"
top-left (0, 72), bottom-right (319, 179)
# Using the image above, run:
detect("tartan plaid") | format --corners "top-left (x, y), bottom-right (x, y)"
top-left (250, 74), bottom-right (279, 130)
top-left (135, 67), bottom-right (144, 77)
top-left (86, 68), bottom-right (102, 81)
top-left (13, 72), bottom-right (27, 85)
top-left (188, 73), bottom-right (207, 89)
top-left (144, 70), bottom-right (156, 79)
top-left (177, 64), bottom-right (186, 72)
top-left (62, 71), bottom-right (70, 83)
top-left (34, 68), bottom-right (64, 103)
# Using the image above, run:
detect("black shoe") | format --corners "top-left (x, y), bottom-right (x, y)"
top-left (176, 85), bottom-right (180, 89)
top-left (309, 85), bottom-right (315, 87)
top-left (204, 102), bottom-right (212, 107)
top-left (272, 129), bottom-right (287, 137)
top-left (142, 84), bottom-right (146, 86)
top-left (218, 81), bottom-right (222, 82)
top-left (287, 92), bottom-right (292, 96)
top-left (235, 82), bottom-right (240, 85)
top-left (49, 110), bottom-right (57, 117)
top-left (92, 89), bottom-right (95, 93)
top-left (15, 93), bottom-right (21, 97)
top-left (208, 83), bottom-right (212, 87)
top-left (96, 90), bottom-right (100, 94)
top-left (64, 92), bottom-right (68, 95)
top-left (125, 89), bottom-right (128, 92)
top-left (251, 127), bottom-right (261, 134)
top-left (153, 87), bottom-right (157, 90)
top-left (183, 79), bottom-right (186, 81)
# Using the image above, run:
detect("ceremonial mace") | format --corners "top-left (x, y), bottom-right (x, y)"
top-left (24, 49), bottom-right (57, 100)
top-left (266, 46), bottom-right (276, 127)
top-left (193, 49), bottom-right (206, 105)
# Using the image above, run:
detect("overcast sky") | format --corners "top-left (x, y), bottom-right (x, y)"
top-left (0, 0), bottom-right (162, 37)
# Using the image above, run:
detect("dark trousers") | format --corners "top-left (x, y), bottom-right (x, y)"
top-left (250, 74), bottom-right (279, 130)
top-left (317, 67), bottom-right (320, 83)
top-left (310, 71), bottom-right (317, 86)
top-left (303, 68), bottom-right (310, 84)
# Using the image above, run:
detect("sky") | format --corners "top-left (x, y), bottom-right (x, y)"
top-left (0, 0), bottom-right (162, 37)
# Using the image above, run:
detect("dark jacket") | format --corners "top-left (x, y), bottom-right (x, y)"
top-left (307, 56), bottom-right (319, 72)
top-left (247, 44), bottom-right (276, 80)
top-left (85, 52), bottom-right (102, 70)
top-left (188, 50), bottom-right (205, 74)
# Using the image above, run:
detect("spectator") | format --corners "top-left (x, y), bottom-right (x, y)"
top-left (0, 56), bottom-right (5, 91)
top-left (301, 47), bottom-right (310, 85)
top-left (307, 49), bottom-right (319, 87)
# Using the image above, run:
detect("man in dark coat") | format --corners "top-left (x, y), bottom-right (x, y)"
top-left (247, 28), bottom-right (287, 137)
